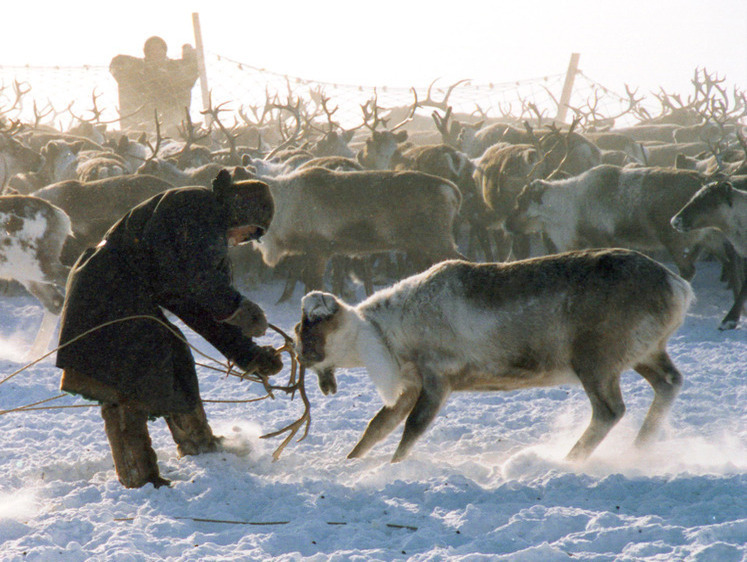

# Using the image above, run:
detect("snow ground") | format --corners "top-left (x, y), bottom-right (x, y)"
top-left (0, 260), bottom-right (744, 561)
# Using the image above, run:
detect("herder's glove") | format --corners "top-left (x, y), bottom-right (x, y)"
top-left (222, 298), bottom-right (268, 338)
top-left (239, 345), bottom-right (283, 377)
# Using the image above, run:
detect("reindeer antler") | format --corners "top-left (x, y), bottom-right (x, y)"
top-left (257, 324), bottom-right (311, 461)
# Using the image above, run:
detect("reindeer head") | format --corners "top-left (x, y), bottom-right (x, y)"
top-left (294, 291), bottom-right (356, 396)
top-left (0, 134), bottom-right (42, 179)
top-left (671, 180), bottom-right (734, 234)
top-left (357, 130), bottom-right (408, 170)
top-left (505, 179), bottom-right (549, 235)
top-left (310, 130), bottom-right (355, 159)
top-left (40, 140), bottom-right (82, 182)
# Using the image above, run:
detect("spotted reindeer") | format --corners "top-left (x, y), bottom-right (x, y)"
top-left (0, 195), bottom-right (74, 357)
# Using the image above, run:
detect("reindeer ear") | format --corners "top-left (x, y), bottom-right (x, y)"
top-left (212, 169), bottom-right (233, 202)
top-left (302, 291), bottom-right (341, 322)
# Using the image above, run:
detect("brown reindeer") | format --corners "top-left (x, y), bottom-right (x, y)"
top-left (254, 166), bottom-right (464, 298)
top-left (31, 174), bottom-right (174, 263)
top-left (1, 127), bottom-right (42, 191)
top-left (0, 195), bottom-right (74, 357)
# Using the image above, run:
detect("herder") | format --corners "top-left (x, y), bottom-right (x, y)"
top-left (56, 170), bottom-right (282, 488)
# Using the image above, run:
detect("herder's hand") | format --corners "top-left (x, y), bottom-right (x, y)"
top-left (240, 345), bottom-right (283, 377)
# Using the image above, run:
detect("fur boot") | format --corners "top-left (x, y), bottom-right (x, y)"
top-left (164, 401), bottom-right (222, 457)
top-left (101, 402), bottom-right (170, 489)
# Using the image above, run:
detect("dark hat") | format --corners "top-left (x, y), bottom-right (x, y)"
top-left (212, 169), bottom-right (274, 236)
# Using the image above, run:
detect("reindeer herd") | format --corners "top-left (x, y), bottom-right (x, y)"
top-left (0, 70), bottom-right (745, 338)
top-left (0, 66), bottom-right (744, 460)
top-left (0, 69), bottom-right (747, 336)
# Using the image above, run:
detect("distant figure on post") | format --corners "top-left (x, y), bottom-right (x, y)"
top-left (110, 36), bottom-right (199, 135)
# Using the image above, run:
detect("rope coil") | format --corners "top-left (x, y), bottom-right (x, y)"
top-left (0, 316), bottom-right (310, 460)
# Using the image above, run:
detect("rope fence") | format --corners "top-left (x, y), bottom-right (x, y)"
top-left (0, 52), bottom-right (653, 133)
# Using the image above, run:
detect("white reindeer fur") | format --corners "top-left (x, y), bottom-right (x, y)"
top-left (0, 196), bottom-right (72, 357)
top-left (302, 291), bottom-right (407, 405)
top-left (0, 208), bottom-right (71, 288)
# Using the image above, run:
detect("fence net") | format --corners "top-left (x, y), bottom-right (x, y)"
top-left (0, 51), bottom-right (659, 134)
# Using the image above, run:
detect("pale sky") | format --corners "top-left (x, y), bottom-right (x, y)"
top-left (3, 0), bottom-right (745, 97)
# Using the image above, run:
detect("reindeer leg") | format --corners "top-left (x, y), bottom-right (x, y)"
top-left (633, 351), bottom-right (683, 447)
top-left (361, 256), bottom-right (375, 297)
top-left (26, 308), bottom-right (59, 361)
top-left (276, 272), bottom-right (298, 304)
top-left (275, 256), bottom-right (301, 304)
top-left (566, 363), bottom-right (625, 462)
top-left (391, 372), bottom-right (449, 463)
top-left (302, 255), bottom-right (327, 293)
top-left (719, 276), bottom-right (747, 330)
top-left (347, 386), bottom-right (419, 459)
top-left (23, 281), bottom-right (64, 361)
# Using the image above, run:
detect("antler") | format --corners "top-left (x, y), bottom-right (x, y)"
top-left (544, 117), bottom-right (582, 180)
top-left (175, 108), bottom-right (210, 162)
top-left (431, 106), bottom-right (454, 143)
top-left (143, 110), bottom-right (163, 164)
top-left (389, 88), bottom-right (420, 132)
top-left (360, 89), bottom-right (388, 131)
top-left (68, 89), bottom-right (110, 125)
top-left (258, 324), bottom-right (311, 461)
top-left (419, 78), bottom-right (470, 110)
top-left (319, 94), bottom-right (340, 133)
top-left (31, 99), bottom-right (55, 129)
top-left (264, 96), bottom-right (303, 159)
top-left (202, 92), bottom-right (242, 164)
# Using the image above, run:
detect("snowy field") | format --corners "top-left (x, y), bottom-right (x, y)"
top-left (0, 259), bottom-right (744, 561)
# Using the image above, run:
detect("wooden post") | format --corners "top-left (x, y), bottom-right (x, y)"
top-left (555, 52), bottom-right (580, 124)
top-left (192, 12), bottom-right (212, 127)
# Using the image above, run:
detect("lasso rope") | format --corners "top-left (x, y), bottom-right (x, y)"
top-left (0, 314), bottom-right (231, 387)
top-left (0, 315), bottom-right (310, 459)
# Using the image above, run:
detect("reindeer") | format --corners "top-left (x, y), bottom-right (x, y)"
top-left (394, 143), bottom-right (494, 261)
top-left (671, 180), bottom-right (747, 329)
top-left (253, 166), bottom-right (464, 299)
top-left (0, 195), bottom-right (74, 357)
top-left (0, 126), bottom-right (42, 190)
top-left (474, 119), bottom-right (600, 260)
top-left (9, 139), bottom-right (132, 193)
top-left (295, 249), bottom-right (693, 463)
top-left (583, 132), bottom-right (648, 165)
top-left (473, 142), bottom-right (548, 260)
top-left (355, 92), bottom-right (412, 170)
top-left (31, 174), bottom-right (174, 263)
top-left (303, 93), bottom-right (357, 159)
top-left (511, 164), bottom-right (735, 280)
top-left (136, 158), bottom-right (225, 187)
top-left (643, 141), bottom-right (711, 168)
